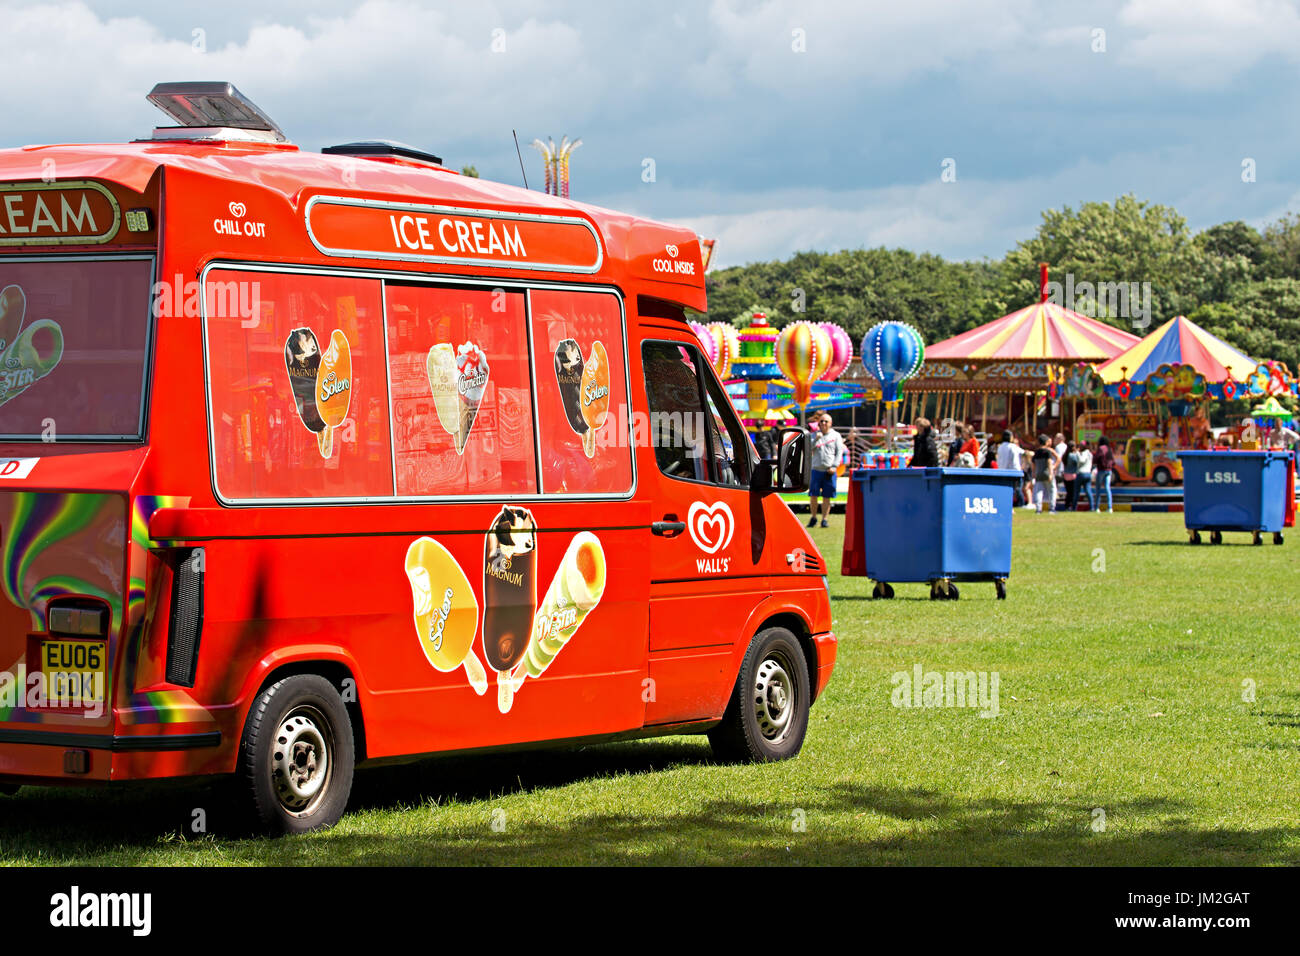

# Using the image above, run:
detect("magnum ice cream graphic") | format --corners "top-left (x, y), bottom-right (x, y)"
top-left (404, 536), bottom-right (488, 695)
top-left (483, 506), bottom-right (537, 713)
top-left (554, 339), bottom-right (610, 458)
top-left (426, 340), bottom-right (489, 454)
top-left (554, 338), bottom-right (586, 439)
top-left (284, 327), bottom-right (352, 457)
top-left (0, 285), bottom-right (65, 408)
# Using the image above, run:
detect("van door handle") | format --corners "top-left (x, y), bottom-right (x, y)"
top-left (651, 520), bottom-right (687, 537)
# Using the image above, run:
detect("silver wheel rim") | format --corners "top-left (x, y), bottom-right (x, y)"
top-left (272, 705), bottom-right (333, 816)
top-left (754, 656), bottom-right (795, 742)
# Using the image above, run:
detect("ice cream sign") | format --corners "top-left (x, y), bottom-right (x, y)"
top-left (0, 183), bottom-right (120, 246)
top-left (305, 196), bottom-right (603, 272)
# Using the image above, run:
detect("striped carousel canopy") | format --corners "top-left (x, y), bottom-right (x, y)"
top-left (1096, 315), bottom-right (1255, 384)
top-left (926, 302), bottom-right (1141, 363)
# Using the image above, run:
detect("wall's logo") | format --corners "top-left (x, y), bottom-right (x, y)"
top-left (214, 201), bottom-right (265, 238)
top-left (665, 243), bottom-right (679, 257)
top-left (687, 500), bottom-right (734, 555)
top-left (228, 202), bottom-right (247, 219)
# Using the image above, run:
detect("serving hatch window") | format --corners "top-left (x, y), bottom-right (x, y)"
top-left (0, 257), bottom-right (153, 440)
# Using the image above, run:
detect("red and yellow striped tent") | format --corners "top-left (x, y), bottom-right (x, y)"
top-left (901, 299), bottom-right (1141, 435)
top-left (926, 301), bottom-right (1141, 362)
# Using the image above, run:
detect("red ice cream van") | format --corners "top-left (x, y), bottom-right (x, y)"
top-left (0, 83), bottom-right (834, 832)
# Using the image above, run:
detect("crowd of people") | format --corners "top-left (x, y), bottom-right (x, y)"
top-left (782, 413), bottom-right (1131, 527)
top-left (909, 418), bottom-right (1117, 513)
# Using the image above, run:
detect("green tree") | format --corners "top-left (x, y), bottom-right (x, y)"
top-left (998, 194), bottom-right (1201, 330)
top-left (1190, 279), bottom-right (1300, 374)
top-left (460, 165), bottom-right (480, 178)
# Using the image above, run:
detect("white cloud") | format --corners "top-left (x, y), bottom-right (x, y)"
top-left (1117, 0), bottom-right (1300, 83)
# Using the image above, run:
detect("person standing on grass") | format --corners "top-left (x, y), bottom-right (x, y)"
top-left (1092, 435), bottom-right (1115, 513)
top-left (807, 413), bottom-right (847, 529)
top-left (909, 417), bottom-right (940, 467)
top-left (1076, 440), bottom-right (1094, 511)
top-left (996, 430), bottom-right (1024, 505)
top-left (1032, 434), bottom-right (1061, 514)
top-left (1061, 440), bottom-right (1081, 512)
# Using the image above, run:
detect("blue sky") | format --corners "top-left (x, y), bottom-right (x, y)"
top-left (3, 0), bottom-right (1299, 268)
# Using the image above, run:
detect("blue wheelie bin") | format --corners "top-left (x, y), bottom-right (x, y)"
top-left (1178, 450), bottom-right (1291, 546)
top-left (854, 467), bottom-right (1022, 600)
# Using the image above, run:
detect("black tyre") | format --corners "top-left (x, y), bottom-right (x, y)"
top-left (1189, 530), bottom-right (1201, 545)
top-left (1274, 532), bottom-right (1284, 545)
top-left (882, 582), bottom-right (895, 600)
top-left (239, 674), bottom-right (355, 835)
top-left (708, 627), bottom-right (810, 763)
top-left (1210, 531), bottom-right (1223, 545)
top-left (1252, 532), bottom-right (1263, 546)
top-left (947, 584), bottom-right (960, 601)
top-left (994, 579), bottom-right (1006, 600)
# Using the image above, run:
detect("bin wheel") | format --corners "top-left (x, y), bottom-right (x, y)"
top-left (994, 579), bottom-right (1006, 600)
top-left (1189, 530), bottom-right (1202, 545)
top-left (1252, 531), bottom-right (1263, 546)
top-left (930, 580), bottom-right (958, 601)
top-left (1210, 531), bottom-right (1223, 545)
top-left (871, 581), bottom-right (895, 600)
top-left (1274, 532), bottom-right (1284, 545)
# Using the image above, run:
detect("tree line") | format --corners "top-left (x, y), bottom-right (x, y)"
top-left (702, 195), bottom-right (1300, 376)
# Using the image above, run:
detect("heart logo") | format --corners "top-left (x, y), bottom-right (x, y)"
top-left (228, 202), bottom-right (247, 219)
top-left (687, 500), bottom-right (734, 555)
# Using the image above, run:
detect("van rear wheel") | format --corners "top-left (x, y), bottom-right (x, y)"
top-left (239, 674), bottom-right (354, 835)
top-left (708, 627), bottom-right (810, 763)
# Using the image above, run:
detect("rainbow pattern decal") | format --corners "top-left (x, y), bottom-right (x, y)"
top-left (0, 492), bottom-right (123, 723)
top-left (118, 494), bottom-right (214, 725)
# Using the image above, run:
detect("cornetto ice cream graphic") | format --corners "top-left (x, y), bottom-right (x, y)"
top-left (0, 286), bottom-right (64, 407)
top-left (402, 511), bottom-right (607, 715)
top-left (427, 340), bottom-right (489, 454)
top-left (554, 339), bottom-right (610, 458)
top-left (283, 327), bottom-right (352, 458)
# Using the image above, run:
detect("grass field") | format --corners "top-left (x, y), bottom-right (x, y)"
top-left (2, 510), bottom-right (1298, 865)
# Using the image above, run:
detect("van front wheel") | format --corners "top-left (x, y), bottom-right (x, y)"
top-left (239, 674), bottom-right (355, 835)
top-left (709, 627), bottom-right (810, 763)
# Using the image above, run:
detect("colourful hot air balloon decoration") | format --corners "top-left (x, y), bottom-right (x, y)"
top-left (861, 321), bottom-right (924, 405)
top-left (705, 321), bottom-right (740, 380)
top-left (818, 322), bottom-right (853, 381)
top-left (688, 320), bottom-right (716, 367)
top-left (775, 321), bottom-right (833, 411)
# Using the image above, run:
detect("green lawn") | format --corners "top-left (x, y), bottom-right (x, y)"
top-left (3, 511), bottom-right (1298, 865)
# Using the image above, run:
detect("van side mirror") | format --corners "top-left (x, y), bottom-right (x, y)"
top-left (750, 427), bottom-right (811, 493)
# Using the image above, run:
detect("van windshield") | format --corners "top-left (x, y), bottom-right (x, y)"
top-left (0, 257), bottom-right (153, 440)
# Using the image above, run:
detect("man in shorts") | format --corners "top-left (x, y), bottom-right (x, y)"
top-left (808, 413), bottom-right (847, 528)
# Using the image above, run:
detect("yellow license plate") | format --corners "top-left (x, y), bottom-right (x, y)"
top-left (39, 640), bottom-right (106, 704)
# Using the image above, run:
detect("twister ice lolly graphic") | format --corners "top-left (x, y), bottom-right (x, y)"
top-left (553, 338), bottom-right (587, 438)
top-left (482, 506), bottom-right (537, 713)
top-left (284, 328), bottom-right (327, 433)
top-left (404, 536), bottom-right (487, 695)
top-left (0, 285), bottom-right (65, 407)
top-left (514, 532), bottom-right (606, 684)
top-left (578, 341), bottom-right (610, 458)
top-left (314, 329), bottom-right (352, 458)
top-left (426, 343), bottom-right (461, 446)
top-left (455, 342), bottom-right (489, 455)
